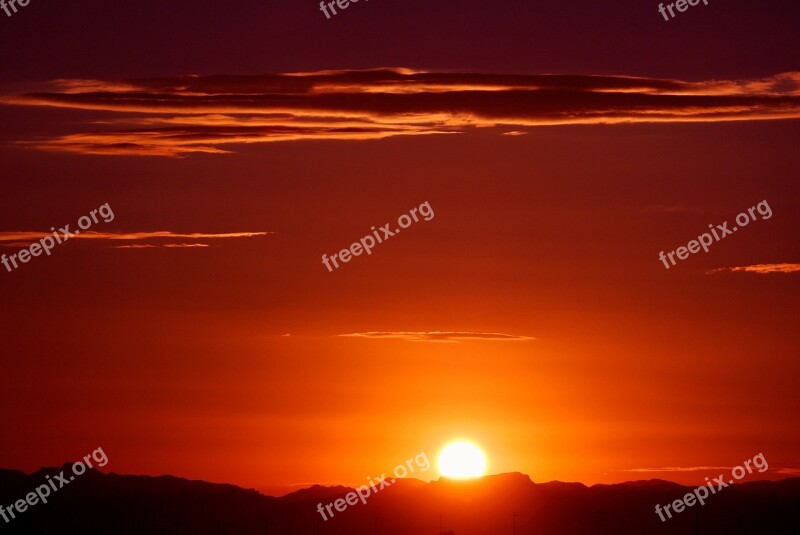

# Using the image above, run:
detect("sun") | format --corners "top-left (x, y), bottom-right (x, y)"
top-left (437, 440), bottom-right (487, 479)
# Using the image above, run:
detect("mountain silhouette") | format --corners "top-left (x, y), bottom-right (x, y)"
top-left (0, 466), bottom-right (798, 534)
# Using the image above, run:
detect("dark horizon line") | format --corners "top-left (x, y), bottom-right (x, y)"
top-left (3, 464), bottom-right (797, 498)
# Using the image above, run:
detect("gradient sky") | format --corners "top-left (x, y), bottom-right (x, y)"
top-left (1, 0), bottom-right (798, 495)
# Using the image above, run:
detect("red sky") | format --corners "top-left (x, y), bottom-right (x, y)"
top-left (0, 0), bottom-right (798, 495)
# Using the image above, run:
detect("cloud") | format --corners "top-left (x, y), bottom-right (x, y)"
top-left (338, 331), bottom-right (535, 343)
top-left (3, 68), bottom-right (800, 156)
top-left (620, 466), bottom-right (732, 473)
top-left (707, 263), bottom-right (800, 275)
top-left (641, 204), bottom-right (704, 214)
top-left (0, 230), bottom-right (271, 248)
top-left (622, 466), bottom-right (800, 475)
top-left (0, 241), bottom-right (38, 247)
top-left (775, 468), bottom-right (800, 476)
top-left (112, 243), bottom-right (212, 249)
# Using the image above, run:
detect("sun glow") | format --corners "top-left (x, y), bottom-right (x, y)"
top-left (437, 441), bottom-right (487, 479)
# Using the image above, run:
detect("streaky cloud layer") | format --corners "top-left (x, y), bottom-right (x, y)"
top-left (112, 243), bottom-right (212, 249)
top-left (3, 68), bottom-right (800, 156)
top-left (339, 331), bottom-right (535, 342)
top-left (707, 263), bottom-right (800, 275)
top-left (0, 230), bottom-right (271, 249)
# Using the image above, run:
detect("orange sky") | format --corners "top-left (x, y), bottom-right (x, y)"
top-left (1, 118), bottom-right (798, 493)
top-left (1, 0), bottom-right (799, 497)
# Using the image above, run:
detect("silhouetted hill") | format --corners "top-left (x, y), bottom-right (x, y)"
top-left (1, 467), bottom-right (798, 534)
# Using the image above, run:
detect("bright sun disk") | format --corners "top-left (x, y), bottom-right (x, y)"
top-left (438, 440), bottom-right (487, 479)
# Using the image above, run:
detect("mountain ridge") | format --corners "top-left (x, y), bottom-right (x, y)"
top-left (1, 467), bottom-right (798, 534)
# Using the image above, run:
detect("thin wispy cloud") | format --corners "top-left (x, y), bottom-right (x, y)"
top-left (0, 230), bottom-right (271, 248)
top-left (641, 204), bottom-right (705, 214)
top-left (338, 331), bottom-right (535, 343)
top-left (707, 263), bottom-right (800, 275)
top-left (622, 466), bottom-right (800, 475)
top-left (620, 466), bottom-right (732, 473)
top-left (775, 468), bottom-right (800, 476)
top-left (112, 243), bottom-right (212, 249)
top-left (3, 69), bottom-right (800, 156)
